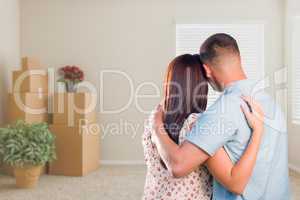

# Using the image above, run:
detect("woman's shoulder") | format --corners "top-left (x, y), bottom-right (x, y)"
top-left (145, 110), bottom-right (156, 127)
top-left (145, 110), bottom-right (201, 132)
top-left (179, 113), bottom-right (201, 142)
top-left (185, 113), bottom-right (201, 127)
top-left (187, 113), bottom-right (201, 121)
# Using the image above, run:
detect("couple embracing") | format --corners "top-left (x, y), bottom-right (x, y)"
top-left (142, 33), bottom-right (291, 200)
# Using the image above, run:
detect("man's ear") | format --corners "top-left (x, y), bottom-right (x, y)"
top-left (203, 64), bottom-right (212, 78)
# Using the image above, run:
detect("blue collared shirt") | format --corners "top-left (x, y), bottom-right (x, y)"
top-left (186, 79), bottom-right (291, 200)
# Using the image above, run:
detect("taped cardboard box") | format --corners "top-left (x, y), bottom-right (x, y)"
top-left (7, 93), bottom-right (49, 124)
top-left (12, 70), bottom-right (48, 93)
top-left (21, 57), bottom-right (41, 70)
top-left (49, 123), bottom-right (100, 176)
top-left (52, 93), bottom-right (97, 126)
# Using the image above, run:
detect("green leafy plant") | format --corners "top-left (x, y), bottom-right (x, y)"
top-left (0, 121), bottom-right (56, 167)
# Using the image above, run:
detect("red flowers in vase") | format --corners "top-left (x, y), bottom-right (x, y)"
top-left (58, 65), bottom-right (84, 92)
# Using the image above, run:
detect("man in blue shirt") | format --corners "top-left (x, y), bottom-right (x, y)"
top-left (153, 33), bottom-right (291, 199)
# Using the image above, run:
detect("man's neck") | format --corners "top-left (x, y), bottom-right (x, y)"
top-left (218, 62), bottom-right (247, 88)
top-left (223, 74), bottom-right (247, 88)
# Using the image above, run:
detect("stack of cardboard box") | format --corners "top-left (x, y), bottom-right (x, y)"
top-left (49, 93), bottom-right (100, 176)
top-left (2, 57), bottom-right (49, 175)
top-left (7, 57), bottom-right (49, 124)
top-left (1, 58), bottom-right (100, 177)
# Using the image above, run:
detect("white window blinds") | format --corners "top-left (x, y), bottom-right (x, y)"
top-left (176, 24), bottom-right (265, 106)
top-left (292, 19), bottom-right (300, 122)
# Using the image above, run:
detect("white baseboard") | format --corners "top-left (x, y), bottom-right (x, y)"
top-left (100, 160), bottom-right (145, 166)
top-left (289, 163), bottom-right (300, 174)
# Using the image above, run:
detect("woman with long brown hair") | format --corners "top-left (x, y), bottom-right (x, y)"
top-left (142, 54), bottom-right (264, 200)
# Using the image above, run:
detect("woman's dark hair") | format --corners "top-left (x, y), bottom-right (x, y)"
top-left (163, 54), bottom-right (208, 144)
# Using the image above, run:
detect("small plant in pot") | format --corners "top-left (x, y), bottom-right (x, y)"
top-left (0, 121), bottom-right (56, 189)
top-left (57, 65), bottom-right (84, 92)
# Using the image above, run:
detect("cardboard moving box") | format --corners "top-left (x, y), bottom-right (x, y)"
top-left (12, 70), bottom-right (48, 93)
top-left (52, 93), bottom-right (97, 126)
top-left (22, 57), bottom-right (41, 70)
top-left (1, 57), bottom-right (49, 175)
top-left (7, 93), bottom-right (49, 124)
top-left (49, 123), bottom-right (100, 176)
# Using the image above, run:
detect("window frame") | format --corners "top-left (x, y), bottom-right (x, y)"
top-left (291, 17), bottom-right (300, 124)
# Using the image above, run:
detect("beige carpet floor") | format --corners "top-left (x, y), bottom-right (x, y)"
top-left (291, 170), bottom-right (300, 199)
top-left (0, 165), bottom-right (299, 200)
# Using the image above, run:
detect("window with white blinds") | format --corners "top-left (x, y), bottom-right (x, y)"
top-left (176, 24), bottom-right (265, 106)
top-left (291, 19), bottom-right (300, 123)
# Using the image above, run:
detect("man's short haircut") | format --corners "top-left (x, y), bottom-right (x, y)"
top-left (200, 33), bottom-right (240, 66)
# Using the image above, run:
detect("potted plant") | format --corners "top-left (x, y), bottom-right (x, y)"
top-left (0, 121), bottom-right (56, 188)
top-left (57, 65), bottom-right (84, 92)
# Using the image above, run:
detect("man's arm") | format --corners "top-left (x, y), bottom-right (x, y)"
top-left (206, 130), bottom-right (262, 195)
top-left (206, 96), bottom-right (265, 194)
top-left (152, 106), bottom-right (209, 178)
